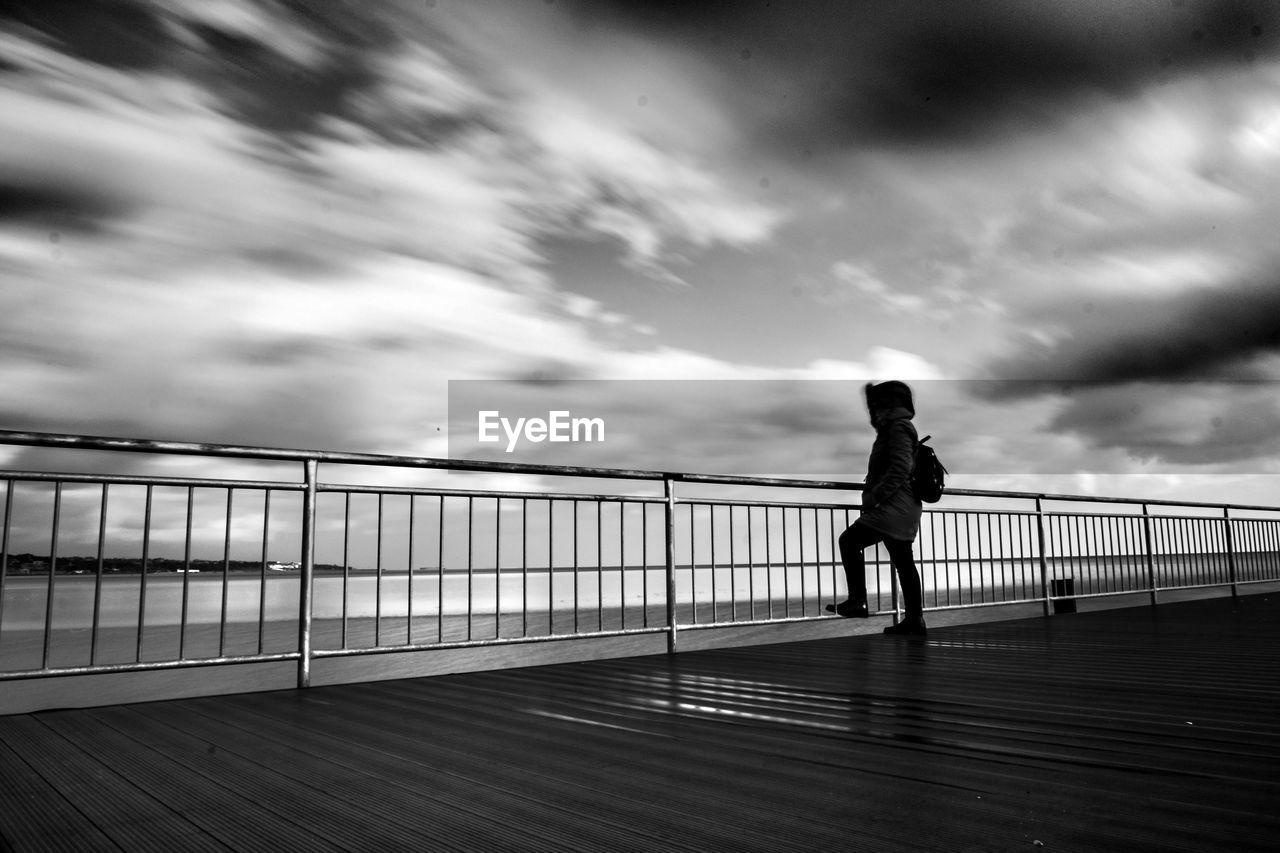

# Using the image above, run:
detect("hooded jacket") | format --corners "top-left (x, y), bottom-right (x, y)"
top-left (858, 382), bottom-right (923, 541)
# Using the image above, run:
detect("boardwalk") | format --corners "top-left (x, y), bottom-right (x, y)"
top-left (2, 595), bottom-right (1278, 852)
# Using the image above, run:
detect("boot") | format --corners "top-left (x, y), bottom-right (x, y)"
top-left (883, 615), bottom-right (927, 636)
top-left (825, 599), bottom-right (869, 618)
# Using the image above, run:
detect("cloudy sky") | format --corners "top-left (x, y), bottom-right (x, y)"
top-left (3, 0), bottom-right (1280, 505)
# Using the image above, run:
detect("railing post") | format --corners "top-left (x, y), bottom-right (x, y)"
top-left (664, 476), bottom-right (679, 654)
top-left (1223, 507), bottom-right (1238, 598)
top-left (1035, 497), bottom-right (1051, 618)
top-left (298, 459), bottom-right (318, 689)
top-left (1142, 503), bottom-right (1158, 608)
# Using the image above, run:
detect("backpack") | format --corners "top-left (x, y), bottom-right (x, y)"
top-left (911, 435), bottom-right (947, 503)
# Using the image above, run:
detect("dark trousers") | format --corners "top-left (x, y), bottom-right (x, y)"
top-left (838, 522), bottom-right (923, 620)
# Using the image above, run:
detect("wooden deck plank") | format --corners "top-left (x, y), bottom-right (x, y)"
top-left (2, 595), bottom-right (1278, 852)
top-left (0, 715), bottom-right (223, 853)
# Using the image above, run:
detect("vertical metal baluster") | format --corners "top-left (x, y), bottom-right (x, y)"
top-left (1250, 518), bottom-right (1263, 581)
top-left (1207, 517), bottom-right (1221, 584)
top-left (1142, 504), bottom-right (1158, 607)
top-left (983, 512), bottom-right (994, 602)
top-left (664, 477), bottom-right (677, 653)
top-left (1116, 515), bottom-right (1129, 591)
top-left (258, 490), bottom-right (270, 654)
top-left (1170, 516), bottom-right (1184, 589)
top-left (809, 507), bottom-right (820, 614)
top-left (90, 483), bottom-right (108, 666)
top-left (0, 479), bottom-right (12, 636)
top-left (781, 507), bottom-right (791, 618)
top-left (1100, 515), bottom-right (1112, 593)
top-left (1266, 518), bottom-right (1275, 579)
top-left (44, 482), bottom-right (61, 669)
top-left (1079, 514), bottom-right (1090, 595)
top-left (1253, 518), bottom-right (1266, 580)
top-left (466, 496), bottom-right (474, 642)
top-left (1076, 515), bottom-right (1087, 594)
top-left (493, 497), bottom-right (501, 640)
top-left (928, 510), bottom-right (940, 607)
top-left (1266, 518), bottom-right (1276, 578)
top-left (688, 503), bottom-right (696, 625)
top-left (547, 499), bottom-right (555, 636)
top-left (1265, 518), bottom-right (1274, 579)
top-left (618, 501), bottom-right (626, 631)
top-left (297, 459), bottom-right (317, 689)
top-left (996, 512), bottom-right (1008, 602)
top-left (1122, 514), bottom-right (1134, 591)
top-left (1235, 517), bottom-right (1248, 583)
top-left (138, 485), bottom-right (153, 663)
top-left (729, 504), bottom-right (738, 621)
top-left (1201, 517), bottom-right (1213, 584)
top-left (375, 493), bottom-right (384, 647)
top-left (827, 509), bottom-right (839, 613)
top-left (1058, 514), bottom-right (1070, 603)
top-left (793, 502), bottom-right (803, 614)
top-left (710, 503), bottom-right (718, 623)
top-left (944, 510), bottom-right (956, 607)
top-left (1182, 516), bottom-right (1195, 588)
top-left (1182, 512), bottom-right (1192, 584)
top-left (572, 499), bottom-right (580, 634)
top-left (1010, 513), bottom-right (1022, 599)
top-left (409, 494), bottom-right (417, 644)
top-left (1188, 517), bottom-right (1200, 585)
top-left (1185, 516), bottom-right (1197, 587)
top-left (641, 501), bottom-right (649, 628)
top-left (219, 489), bottom-right (232, 658)
top-left (1018, 513), bottom-right (1030, 599)
top-left (1085, 512), bottom-right (1095, 591)
top-left (747, 504), bottom-right (756, 621)
top-left (1180, 516), bottom-right (1191, 588)
top-left (817, 508), bottom-right (826, 613)
top-left (764, 507), bottom-right (774, 619)
top-left (179, 486), bottom-right (193, 660)
top-left (1035, 498), bottom-right (1050, 618)
top-left (1250, 518), bottom-right (1258, 579)
top-left (437, 496), bottom-right (445, 644)
top-left (1224, 507), bottom-right (1237, 597)
top-left (596, 500), bottom-right (603, 632)
top-left (965, 513), bottom-right (977, 603)
top-left (1129, 515), bottom-right (1143, 591)
top-left (342, 492), bottom-right (351, 649)
top-left (521, 498), bottom-right (529, 637)
top-left (1265, 518), bottom-right (1275, 577)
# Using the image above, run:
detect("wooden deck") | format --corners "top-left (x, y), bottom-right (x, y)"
top-left (2, 595), bottom-right (1278, 852)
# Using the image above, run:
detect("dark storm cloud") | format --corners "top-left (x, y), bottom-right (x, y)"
top-left (0, 182), bottom-right (129, 233)
top-left (1, 0), bottom-right (407, 136)
top-left (1040, 381), bottom-right (1280, 465)
top-left (1, 0), bottom-right (171, 70)
top-left (972, 276), bottom-right (1280, 468)
top-left (987, 278), bottom-right (1280, 384)
top-left (573, 0), bottom-right (1280, 148)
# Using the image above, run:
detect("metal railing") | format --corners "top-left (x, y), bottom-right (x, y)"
top-left (3, 429), bottom-right (1279, 689)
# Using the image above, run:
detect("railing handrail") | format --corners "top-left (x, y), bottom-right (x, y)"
top-left (3, 428), bottom-right (1279, 513)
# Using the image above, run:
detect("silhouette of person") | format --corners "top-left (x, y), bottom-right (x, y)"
top-left (827, 380), bottom-right (927, 636)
